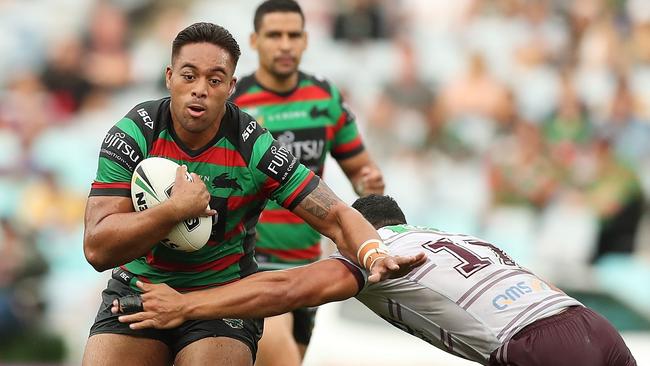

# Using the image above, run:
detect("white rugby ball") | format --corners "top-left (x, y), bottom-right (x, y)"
top-left (131, 157), bottom-right (211, 252)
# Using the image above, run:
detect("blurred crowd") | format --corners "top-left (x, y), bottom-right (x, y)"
top-left (0, 0), bottom-right (649, 363)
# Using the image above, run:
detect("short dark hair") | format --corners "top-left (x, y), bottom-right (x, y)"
top-left (172, 22), bottom-right (241, 67)
top-left (254, 0), bottom-right (305, 32)
top-left (352, 195), bottom-right (407, 229)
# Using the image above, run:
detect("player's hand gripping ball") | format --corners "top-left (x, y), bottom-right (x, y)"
top-left (131, 157), bottom-right (211, 252)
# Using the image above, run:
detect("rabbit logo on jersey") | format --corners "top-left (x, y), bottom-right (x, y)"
top-left (492, 279), bottom-right (550, 310)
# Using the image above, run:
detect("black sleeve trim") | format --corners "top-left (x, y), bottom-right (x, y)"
top-left (89, 188), bottom-right (130, 197)
top-left (286, 174), bottom-right (320, 211)
top-left (334, 258), bottom-right (365, 295)
top-left (331, 144), bottom-right (365, 161)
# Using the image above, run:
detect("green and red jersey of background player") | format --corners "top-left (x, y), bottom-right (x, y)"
top-left (230, 72), bottom-right (366, 268)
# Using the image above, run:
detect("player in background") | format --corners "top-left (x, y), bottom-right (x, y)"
top-left (229, 1), bottom-right (384, 364)
top-left (115, 195), bottom-right (637, 366)
top-left (81, 23), bottom-right (416, 366)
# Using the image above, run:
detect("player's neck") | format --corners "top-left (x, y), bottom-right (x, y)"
top-left (254, 69), bottom-right (299, 93)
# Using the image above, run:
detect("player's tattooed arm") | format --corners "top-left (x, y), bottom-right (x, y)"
top-left (293, 180), bottom-right (381, 264)
top-left (297, 181), bottom-right (339, 220)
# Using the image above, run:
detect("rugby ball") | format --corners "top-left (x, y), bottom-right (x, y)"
top-left (131, 157), bottom-right (211, 252)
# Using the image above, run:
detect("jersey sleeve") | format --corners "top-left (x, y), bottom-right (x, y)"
top-left (329, 252), bottom-right (367, 294)
top-left (249, 127), bottom-right (320, 210)
top-left (329, 85), bottom-right (365, 161)
top-left (89, 117), bottom-right (148, 197)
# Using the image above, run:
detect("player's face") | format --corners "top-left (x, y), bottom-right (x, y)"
top-left (252, 12), bottom-right (307, 80)
top-left (166, 42), bottom-right (236, 134)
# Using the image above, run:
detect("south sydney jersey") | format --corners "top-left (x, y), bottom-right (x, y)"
top-left (90, 97), bottom-right (319, 290)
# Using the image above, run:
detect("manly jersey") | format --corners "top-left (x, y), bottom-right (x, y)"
top-left (89, 97), bottom-right (319, 291)
top-left (231, 72), bottom-right (365, 268)
top-left (332, 225), bottom-right (582, 365)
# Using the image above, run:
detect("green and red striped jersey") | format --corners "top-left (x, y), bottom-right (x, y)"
top-left (230, 72), bottom-right (365, 268)
top-left (89, 97), bottom-right (319, 290)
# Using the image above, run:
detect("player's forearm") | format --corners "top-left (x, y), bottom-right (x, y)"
top-left (293, 181), bottom-right (383, 267)
top-left (183, 271), bottom-right (303, 319)
top-left (84, 201), bottom-right (179, 271)
top-left (328, 204), bottom-right (382, 264)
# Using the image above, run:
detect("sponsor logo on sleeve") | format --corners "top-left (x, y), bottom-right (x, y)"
top-left (137, 108), bottom-right (154, 129)
top-left (275, 129), bottom-right (325, 172)
top-left (241, 120), bottom-right (258, 142)
top-left (257, 140), bottom-right (299, 183)
top-left (100, 128), bottom-right (143, 172)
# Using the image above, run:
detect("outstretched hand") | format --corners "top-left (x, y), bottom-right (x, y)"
top-left (367, 252), bottom-right (426, 283)
top-left (111, 281), bottom-right (187, 330)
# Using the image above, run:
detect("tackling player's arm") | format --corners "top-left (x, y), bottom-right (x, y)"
top-left (116, 259), bottom-right (359, 329)
top-left (83, 166), bottom-right (214, 271)
top-left (114, 255), bottom-right (425, 330)
top-left (338, 151), bottom-right (384, 196)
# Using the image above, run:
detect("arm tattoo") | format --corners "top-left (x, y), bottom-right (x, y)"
top-left (300, 182), bottom-right (340, 219)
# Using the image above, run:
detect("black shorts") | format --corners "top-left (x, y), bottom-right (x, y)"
top-left (489, 306), bottom-right (637, 366)
top-left (89, 277), bottom-right (263, 359)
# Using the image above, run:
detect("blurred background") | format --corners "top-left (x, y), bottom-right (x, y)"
top-left (1, 0), bottom-right (649, 364)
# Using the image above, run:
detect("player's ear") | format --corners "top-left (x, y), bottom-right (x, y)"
top-left (228, 77), bottom-right (237, 97)
top-left (250, 32), bottom-right (258, 50)
top-left (165, 66), bottom-right (172, 90)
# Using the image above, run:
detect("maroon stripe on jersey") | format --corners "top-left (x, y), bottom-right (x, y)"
top-left (150, 140), bottom-right (246, 166)
top-left (92, 181), bottom-right (130, 190)
top-left (334, 112), bottom-right (347, 133)
top-left (227, 193), bottom-right (265, 212)
top-left (456, 268), bottom-right (509, 305)
top-left (224, 223), bottom-right (246, 241)
top-left (234, 86), bottom-right (331, 107)
top-left (256, 242), bottom-right (320, 260)
top-left (441, 329), bottom-right (454, 352)
top-left (259, 209), bottom-right (305, 224)
top-left (408, 260), bottom-right (437, 282)
top-left (462, 270), bottom-right (530, 310)
top-left (261, 176), bottom-right (281, 195)
top-left (333, 136), bottom-right (363, 154)
top-left (282, 171), bottom-right (316, 208)
top-left (146, 252), bottom-right (244, 272)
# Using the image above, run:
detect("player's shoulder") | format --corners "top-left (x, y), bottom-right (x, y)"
top-left (300, 71), bottom-right (339, 95)
top-left (122, 97), bottom-right (171, 132)
top-left (221, 101), bottom-right (267, 159)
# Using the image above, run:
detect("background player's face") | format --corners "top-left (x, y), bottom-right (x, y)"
top-left (251, 12), bottom-right (307, 80)
top-left (166, 42), bottom-right (236, 134)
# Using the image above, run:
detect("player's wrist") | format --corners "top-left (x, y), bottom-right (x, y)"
top-left (356, 239), bottom-right (390, 271)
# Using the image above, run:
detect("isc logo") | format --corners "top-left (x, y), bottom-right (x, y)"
top-left (137, 108), bottom-right (154, 129)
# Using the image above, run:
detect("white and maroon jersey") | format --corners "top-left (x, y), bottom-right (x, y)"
top-left (332, 225), bottom-right (581, 365)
